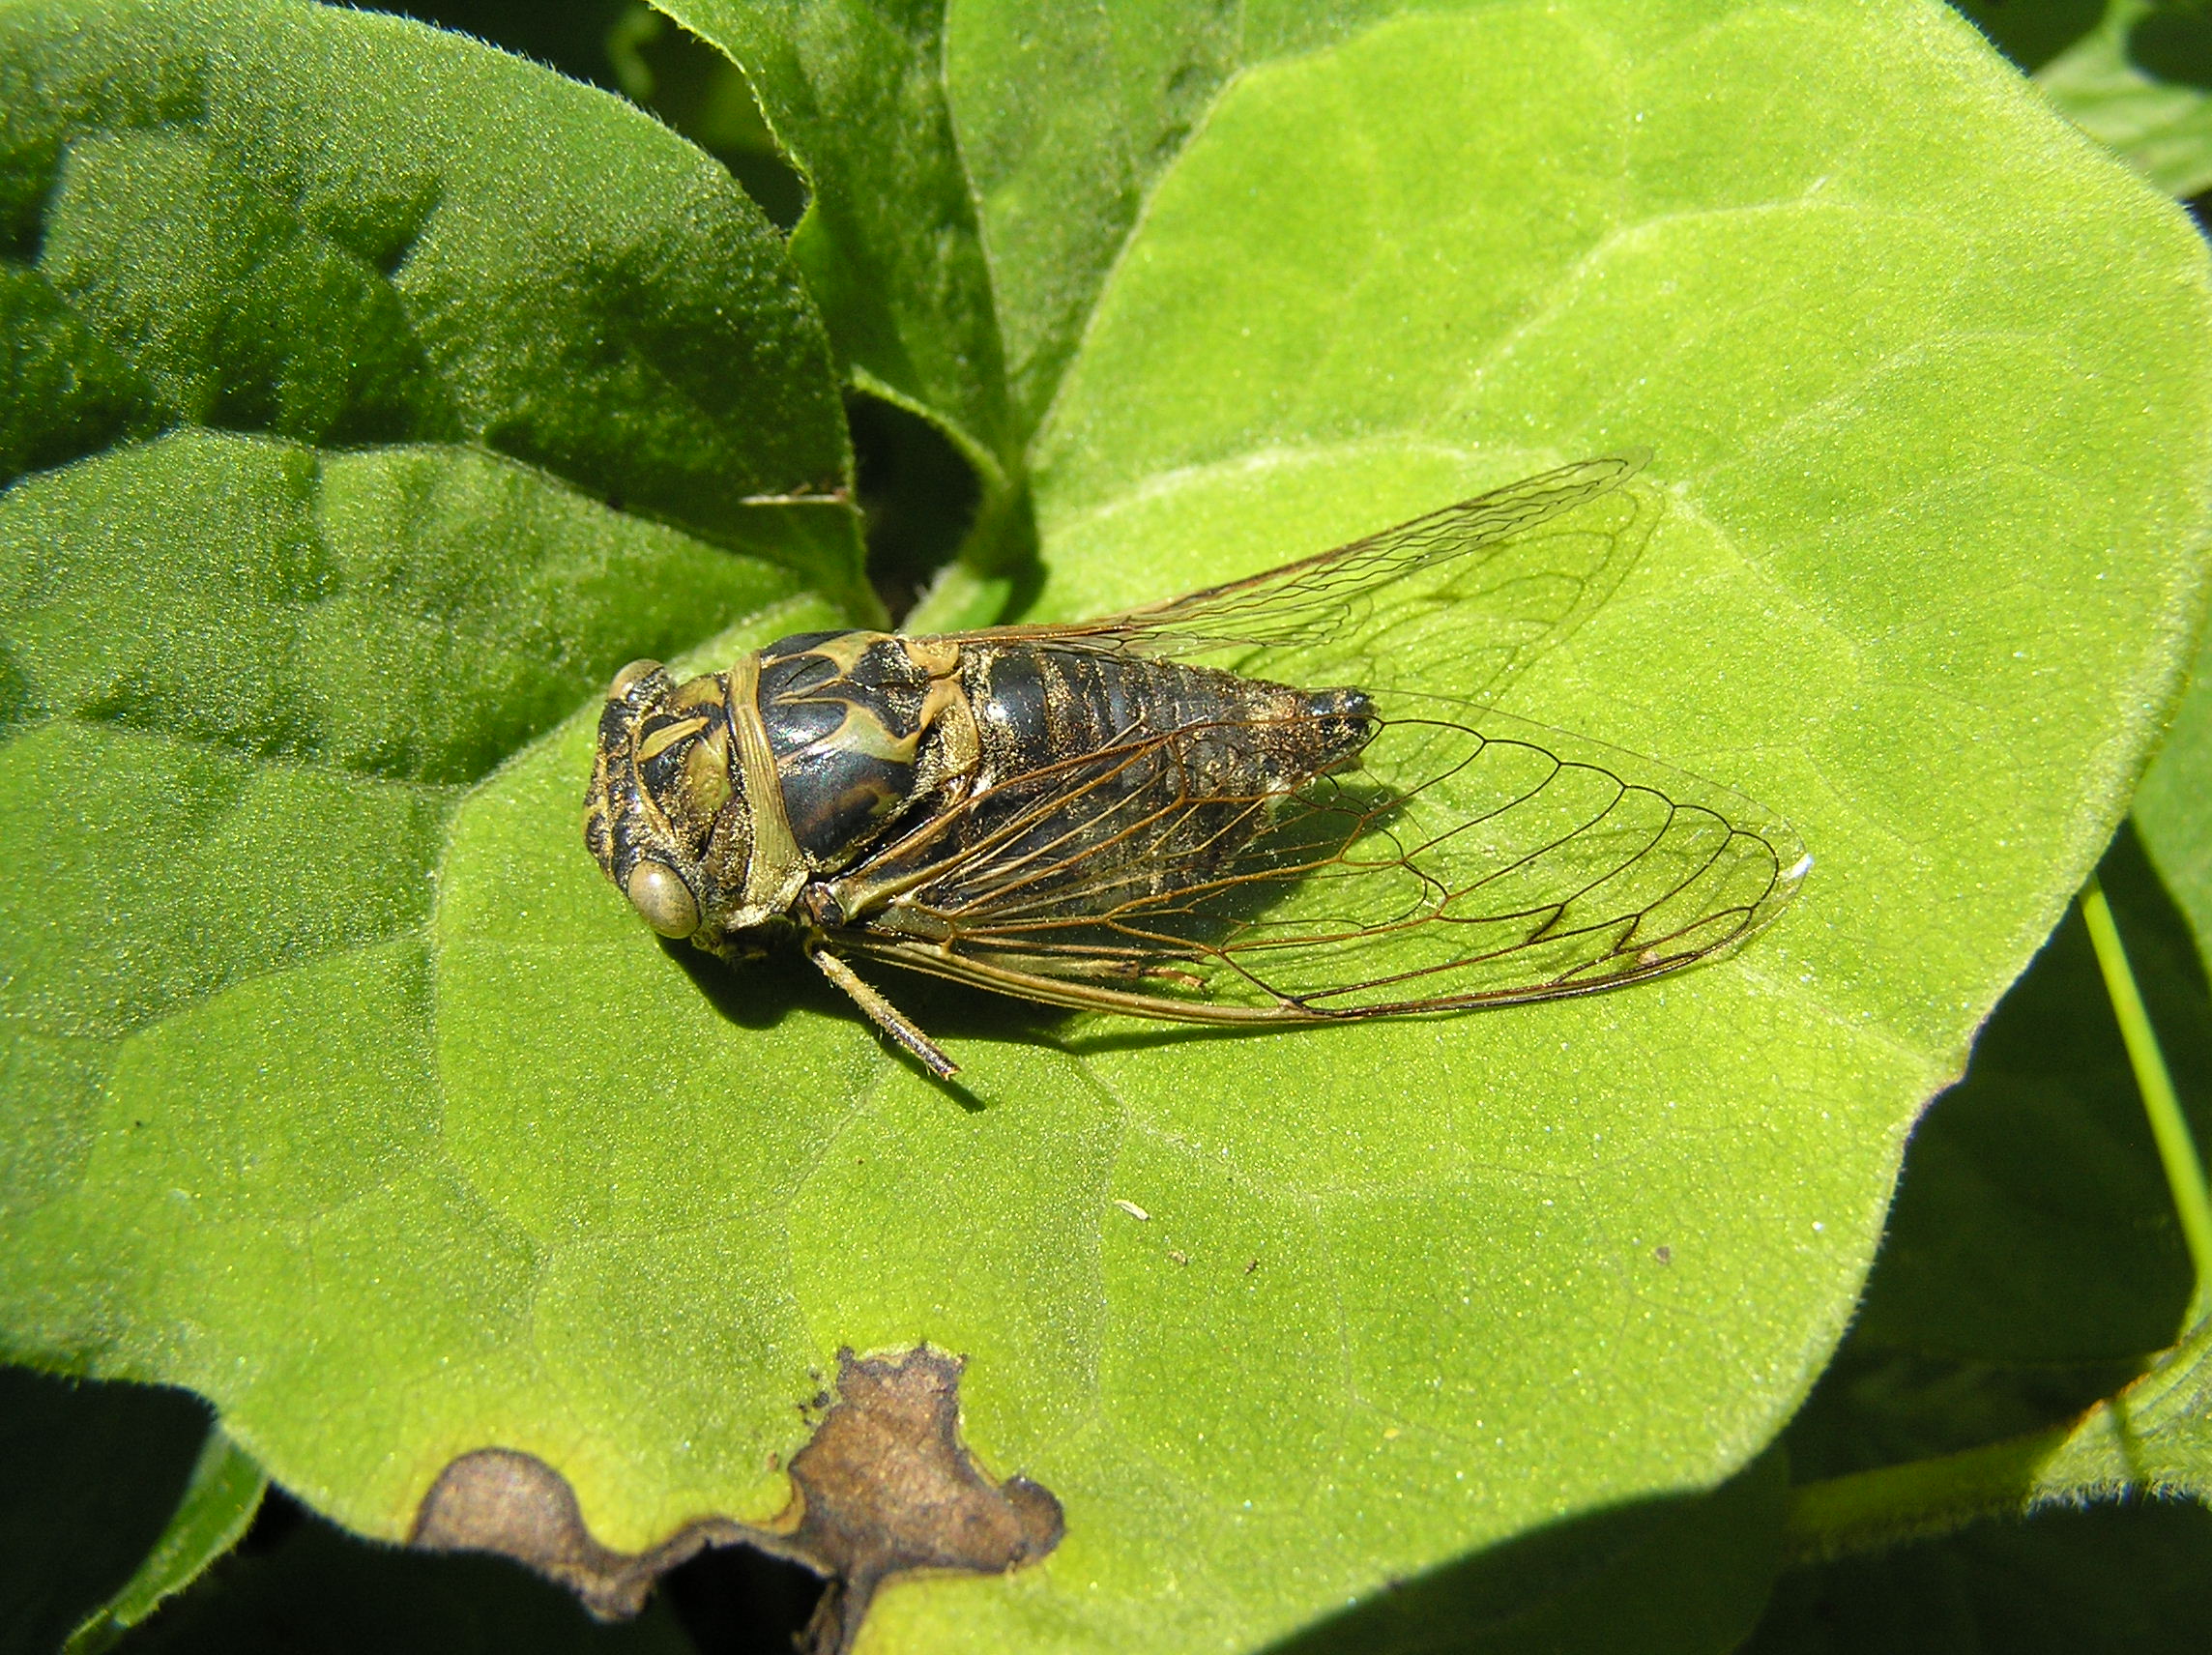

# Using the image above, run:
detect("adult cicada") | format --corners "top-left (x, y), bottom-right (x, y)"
top-left (584, 456), bottom-right (1806, 1077)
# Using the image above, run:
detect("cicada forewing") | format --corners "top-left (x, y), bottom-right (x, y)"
top-left (822, 455), bottom-right (1808, 1025)
top-left (957, 452), bottom-right (1658, 696)
top-left (825, 703), bottom-right (1804, 1023)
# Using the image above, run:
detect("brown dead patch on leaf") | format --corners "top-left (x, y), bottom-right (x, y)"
top-left (410, 1446), bottom-right (744, 1617)
top-left (410, 1347), bottom-right (1062, 1653)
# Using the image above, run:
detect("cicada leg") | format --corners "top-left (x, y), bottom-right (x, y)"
top-left (806, 944), bottom-right (960, 1079)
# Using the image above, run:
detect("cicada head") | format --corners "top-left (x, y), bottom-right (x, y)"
top-left (584, 659), bottom-right (757, 952)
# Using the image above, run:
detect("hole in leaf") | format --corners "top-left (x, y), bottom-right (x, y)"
top-left (410, 1346), bottom-right (1062, 1655)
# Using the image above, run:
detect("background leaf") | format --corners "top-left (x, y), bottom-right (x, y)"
top-left (2139, 620), bottom-right (2212, 974)
top-left (0, 1368), bottom-right (217, 1654)
top-left (1747, 1500), bottom-right (2212, 1655)
top-left (654, 0), bottom-right (1016, 483)
top-left (2036, 1), bottom-right (2212, 196)
top-left (64, 1427), bottom-right (266, 1653)
top-left (1275, 1447), bottom-right (1789, 1655)
top-left (114, 1506), bottom-right (698, 1655)
top-left (1744, 828), bottom-right (2212, 1642)
top-left (0, 0), bottom-right (862, 1572)
top-left (1846, 828), bottom-right (2212, 1364)
top-left (1950, 0), bottom-right (2109, 71)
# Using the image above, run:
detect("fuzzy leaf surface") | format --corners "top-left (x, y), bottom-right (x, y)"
top-left (0, 0), bottom-right (860, 1571)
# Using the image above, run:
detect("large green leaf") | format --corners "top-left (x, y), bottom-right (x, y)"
top-left (7, 2), bottom-right (2212, 1654)
top-left (0, 0), bottom-right (858, 1584)
top-left (875, 7), bottom-right (2203, 1647)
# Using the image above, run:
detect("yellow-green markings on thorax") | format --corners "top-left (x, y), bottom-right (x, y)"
top-left (585, 630), bottom-right (987, 949)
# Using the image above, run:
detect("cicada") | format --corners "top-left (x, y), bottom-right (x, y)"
top-left (584, 456), bottom-right (1806, 1078)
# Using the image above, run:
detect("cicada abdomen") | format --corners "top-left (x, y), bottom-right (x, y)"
top-left (584, 455), bottom-right (1807, 1077)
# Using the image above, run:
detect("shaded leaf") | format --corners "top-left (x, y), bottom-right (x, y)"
top-left (1846, 828), bottom-right (2212, 1365)
top-left (655, 0), bottom-right (1016, 479)
top-left (1273, 1447), bottom-right (1789, 1655)
top-left (67, 1428), bottom-right (266, 1654)
top-left (1747, 1499), bottom-right (2212, 1655)
top-left (2138, 621), bottom-right (2212, 977)
top-left (1, 0), bottom-right (859, 560)
top-left (0, 1367), bottom-right (214, 1655)
top-left (114, 1505), bottom-right (695, 1655)
top-left (1768, 846), bottom-right (2212, 1551)
top-left (2038, 1), bottom-right (2212, 196)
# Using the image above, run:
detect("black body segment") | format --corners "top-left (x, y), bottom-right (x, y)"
top-left (828, 645), bottom-right (1377, 929)
top-left (756, 630), bottom-right (959, 865)
top-left (748, 629), bottom-right (1374, 894)
top-left (962, 645), bottom-right (1370, 789)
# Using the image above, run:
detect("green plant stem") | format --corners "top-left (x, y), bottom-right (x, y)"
top-left (2081, 873), bottom-right (2212, 1331)
top-left (1781, 1421), bottom-right (2074, 1564)
top-left (1786, 1308), bottom-right (2212, 1563)
top-left (1785, 880), bottom-right (2212, 1564)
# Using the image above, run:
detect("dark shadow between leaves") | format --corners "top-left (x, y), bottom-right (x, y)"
top-left (1948, 0), bottom-right (2107, 73)
top-left (846, 393), bottom-right (982, 624)
top-left (1848, 823), bottom-right (2212, 1365)
top-left (0, 1366), bottom-right (215, 1654)
top-left (2131, 3), bottom-right (2212, 90)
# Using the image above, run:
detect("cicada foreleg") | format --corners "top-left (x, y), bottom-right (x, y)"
top-left (806, 944), bottom-right (960, 1080)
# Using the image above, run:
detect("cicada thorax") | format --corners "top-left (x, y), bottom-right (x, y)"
top-left (753, 630), bottom-right (977, 867)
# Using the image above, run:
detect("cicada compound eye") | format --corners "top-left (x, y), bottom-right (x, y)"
top-left (625, 859), bottom-right (701, 939)
top-left (608, 658), bottom-right (663, 701)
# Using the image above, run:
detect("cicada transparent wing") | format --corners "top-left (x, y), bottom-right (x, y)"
top-left (825, 701), bottom-right (1804, 1023)
top-left (588, 452), bottom-right (1804, 1069)
top-left (813, 453), bottom-right (1806, 1026)
top-left (959, 453), bottom-right (1658, 698)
